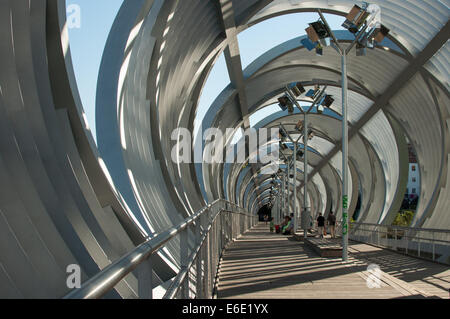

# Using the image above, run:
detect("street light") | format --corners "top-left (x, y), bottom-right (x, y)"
top-left (302, 3), bottom-right (389, 261)
top-left (278, 96), bottom-right (294, 114)
top-left (278, 83), bottom-right (333, 237)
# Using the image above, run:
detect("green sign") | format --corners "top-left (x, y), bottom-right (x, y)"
top-left (343, 195), bottom-right (348, 209)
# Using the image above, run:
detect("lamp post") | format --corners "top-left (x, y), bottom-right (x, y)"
top-left (293, 141), bottom-right (297, 229)
top-left (286, 155), bottom-right (290, 217)
top-left (302, 4), bottom-right (388, 261)
top-left (285, 85), bottom-right (329, 237)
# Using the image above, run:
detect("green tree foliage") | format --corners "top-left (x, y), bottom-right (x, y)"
top-left (392, 210), bottom-right (415, 227)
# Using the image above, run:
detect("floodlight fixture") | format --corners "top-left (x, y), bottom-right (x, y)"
top-left (339, 3), bottom-right (390, 56)
top-left (278, 95), bottom-right (294, 114)
top-left (310, 21), bottom-right (329, 40)
top-left (296, 149), bottom-right (304, 160)
top-left (307, 129), bottom-right (314, 140)
top-left (295, 120), bottom-right (303, 132)
top-left (304, 20), bottom-right (332, 51)
top-left (305, 85), bottom-right (320, 100)
top-left (278, 96), bottom-right (289, 111)
top-left (342, 4), bottom-right (370, 34)
top-left (291, 82), bottom-right (306, 97)
top-left (312, 4), bottom-right (387, 261)
top-left (373, 25), bottom-right (390, 43)
top-left (322, 95), bottom-right (334, 107)
top-left (306, 25), bottom-right (319, 43)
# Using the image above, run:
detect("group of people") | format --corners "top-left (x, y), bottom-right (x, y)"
top-left (316, 211), bottom-right (336, 238)
top-left (279, 214), bottom-right (294, 235)
top-left (266, 211), bottom-right (337, 238)
top-left (265, 213), bottom-right (295, 235)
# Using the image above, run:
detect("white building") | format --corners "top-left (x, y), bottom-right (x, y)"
top-left (406, 145), bottom-right (420, 198)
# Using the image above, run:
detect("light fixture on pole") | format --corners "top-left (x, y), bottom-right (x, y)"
top-left (278, 96), bottom-right (294, 114)
top-left (295, 119), bottom-right (303, 132)
top-left (282, 83), bottom-right (332, 237)
top-left (303, 3), bottom-right (389, 261)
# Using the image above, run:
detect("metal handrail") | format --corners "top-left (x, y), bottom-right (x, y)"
top-left (347, 221), bottom-right (450, 264)
top-left (350, 222), bottom-right (450, 234)
top-left (162, 212), bottom-right (215, 299)
top-left (162, 208), bottom-right (257, 298)
top-left (64, 199), bottom-right (252, 299)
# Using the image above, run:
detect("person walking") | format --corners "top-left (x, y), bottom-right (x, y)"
top-left (327, 211), bottom-right (336, 238)
top-left (316, 213), bottom-right (325, 238)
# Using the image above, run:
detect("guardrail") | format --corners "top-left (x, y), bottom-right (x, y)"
top-left (348, 222), bottom-right (450, 264)
top-left (64, 199), bottom-right (257, 299)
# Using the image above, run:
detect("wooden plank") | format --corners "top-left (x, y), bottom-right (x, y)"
top-left (217, 223), bottom-right (448, 299)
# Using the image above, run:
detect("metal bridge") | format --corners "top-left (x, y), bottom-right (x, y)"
top-left (0, 0), bottom-right (448, 299)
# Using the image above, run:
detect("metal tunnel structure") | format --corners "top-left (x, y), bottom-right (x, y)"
top-left (0, 0), bottom-right (448, 298)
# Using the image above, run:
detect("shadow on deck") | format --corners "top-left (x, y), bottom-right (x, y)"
top-left (216, 223), bottom-right (449, 299)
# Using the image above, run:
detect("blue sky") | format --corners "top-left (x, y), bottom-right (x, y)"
top-left (66, 0), bottom-right (123, 142)
top-left (66, 1), bottom-right (345, 143)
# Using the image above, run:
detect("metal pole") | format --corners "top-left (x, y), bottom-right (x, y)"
top-left (278, 189), bottom-right (282, 224)
top-left (286, 158), bottom-right (290, 217)
top-left (293, 143), bottom-right (297, 232)
top-left (342, 53), bottom-right (349, 261)
top-left (282, 173), bottom-right (286, 220)
top-left (303, 111), bottom-right (309, 239)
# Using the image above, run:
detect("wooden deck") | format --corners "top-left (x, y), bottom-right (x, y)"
top-left (216, 223), bottom-right (449, 299)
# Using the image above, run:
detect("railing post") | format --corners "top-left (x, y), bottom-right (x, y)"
top-left (214, 218), bottom-right (218, 281)
top-left (201, 241), bottom-right (208, 298)
top-left (231, 214), bottom-right (236, 239)
top-left (238, 214), bottom-right (242, 236)
top-left (138, 257), bottom-right (153, 299)
top-left (195, 219), bottom-right (202, 299)
top-left (201, 209), bottom-right (209, 299)
top-left (205, 231), bottom-right (211, 299)
top-left (377, 228), bottom-right (380, 247)
top-left (209, 219), bottom-right (217, 298)
top-left (196, 249), bottom-right (202, 299)
top-left (394, 228), bottom-right (397, 251)
top-left (432, 232), bottom-right (435, 261)
top-left (230, 211), bottom-right (233, 239)
top-left (180, 227), bottom-right (189, 298)
top-left (221, 212), bottom-right (225, 250)
top-left (226, 211), bottom-right (229, 242)
top-left (405, 230), bottom-right (409, 255)
top-left (418, 233), bottom-right (421, 257)
top-left (209, 222), bottom-right (214, 298)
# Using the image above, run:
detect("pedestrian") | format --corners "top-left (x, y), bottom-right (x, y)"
top-left (269, 217), bottom-right (275, 233)
top-left (282, 216), bottom-right (294, 235)
top-left (264, 214), bottom-right (268, 225)
top-left (327, 211), bottom-right (336, 238)
top-left (317, 213), bottom-right (325, 238)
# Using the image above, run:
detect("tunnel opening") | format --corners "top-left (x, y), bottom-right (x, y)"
top-left (257, 204), bottom-right (272, 222)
